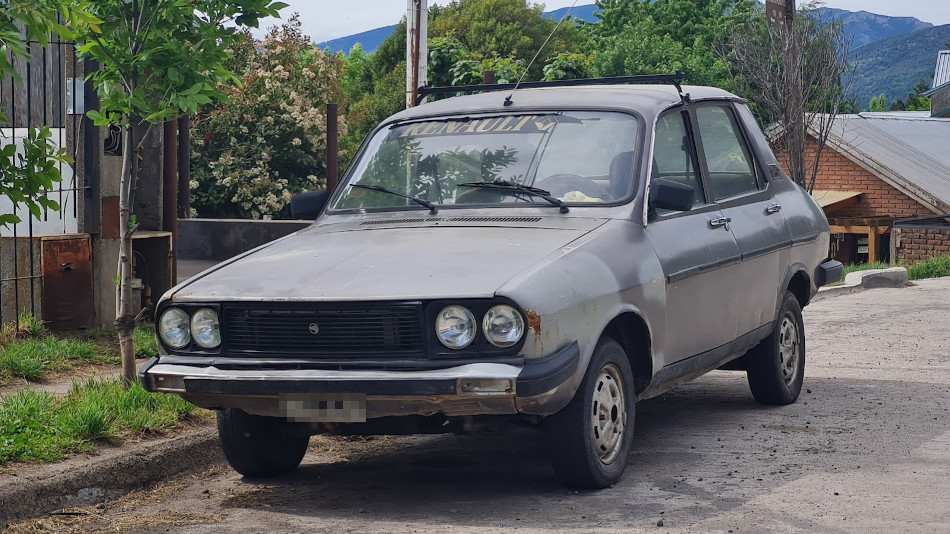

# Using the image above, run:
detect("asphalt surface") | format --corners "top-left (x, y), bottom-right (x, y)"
top-left (10, 278), bottom-right (950, 533)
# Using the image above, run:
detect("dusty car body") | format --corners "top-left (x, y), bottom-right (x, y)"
top-left (142, 78), bottom-right (841, 487)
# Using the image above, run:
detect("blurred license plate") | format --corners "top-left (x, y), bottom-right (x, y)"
top-left (279, 393), bottom-right (366, 423)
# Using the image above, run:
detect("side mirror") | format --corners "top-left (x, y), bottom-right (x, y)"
top-left (650, 178), bottom-right (694, 213)
top-left (290, 190), bottom-right (329, 220)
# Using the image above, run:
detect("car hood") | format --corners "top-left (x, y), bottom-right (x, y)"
top-left (171, 221), bottom-right (606, 302)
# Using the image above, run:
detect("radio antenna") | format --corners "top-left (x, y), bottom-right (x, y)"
top-left (504, 0), bottom-right (580, 106)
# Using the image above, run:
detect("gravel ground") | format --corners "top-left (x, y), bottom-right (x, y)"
top-left (8, 279), bottom-right (949, 534)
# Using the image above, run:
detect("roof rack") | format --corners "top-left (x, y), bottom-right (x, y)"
top-left (415, 71), bottom-right (686, 106)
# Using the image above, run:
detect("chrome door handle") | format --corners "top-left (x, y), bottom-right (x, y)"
top-left (766, 203), bottom-right (782, 214)
top-left (708, 217), bottom-right (731, 229)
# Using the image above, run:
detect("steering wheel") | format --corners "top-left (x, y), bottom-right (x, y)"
top-left (536, 174), bottom-right (612, 200)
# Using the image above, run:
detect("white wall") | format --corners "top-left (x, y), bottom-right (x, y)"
top-left (0, 127), bottom-right (78, 237)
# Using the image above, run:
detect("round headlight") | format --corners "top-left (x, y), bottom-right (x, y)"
top-left (159, 308), bottom-right (191, 349)
top-left (190, 308), bottom-right (221, 349)
top-left (436, 305), bottom-right (476, 349)
top-left (482, 305), bottom-right (525, 348)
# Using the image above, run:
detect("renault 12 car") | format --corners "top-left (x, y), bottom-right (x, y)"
top-left (141, 74), bottom-right (842, 488)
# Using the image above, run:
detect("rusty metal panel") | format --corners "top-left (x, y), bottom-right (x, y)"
top-left (102, 196), bottom-right (120, 239)
top-left (42, 236), bottom-right (95, 330)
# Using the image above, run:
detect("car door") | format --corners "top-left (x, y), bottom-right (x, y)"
top-left (644, 108), bottom-right (743, 365)
top-left (692, 103), bottom-right (792, 336)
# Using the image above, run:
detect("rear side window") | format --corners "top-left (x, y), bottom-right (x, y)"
top-left (695, 105), bottom-right (758, 201)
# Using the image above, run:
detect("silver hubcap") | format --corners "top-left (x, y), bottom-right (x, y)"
top-left (778, 314), bottom-right (801, 386)
top-left (591, 363), bottom-right (626, 464)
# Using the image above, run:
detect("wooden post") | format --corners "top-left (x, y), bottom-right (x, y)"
top-left (326, 103), bottom-right (339, 194)
top-left (177, 116), bottom-right (191, 219)
top-left (890, 228), bottom-right (899, 265)
top-left (162, 120), bottom-right (178, 283)
top-left (867, 224), bottom-right (877, 263)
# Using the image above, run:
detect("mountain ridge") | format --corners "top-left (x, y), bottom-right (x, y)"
top-left (850, 23), bottom-right (950, 109)
top-left (315, 4), bottom-right (934, 55)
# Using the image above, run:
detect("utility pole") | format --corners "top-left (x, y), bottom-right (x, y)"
top-left (406, 0), bottom-right (428, 108)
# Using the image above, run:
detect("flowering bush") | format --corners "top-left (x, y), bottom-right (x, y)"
top-left (190, 15), bottom-right (347, 219)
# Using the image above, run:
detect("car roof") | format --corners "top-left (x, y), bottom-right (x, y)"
top-left (389, 84), bottom-right (743, 123)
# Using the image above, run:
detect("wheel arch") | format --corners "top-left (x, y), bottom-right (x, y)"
top-left (787, 268), bottom-right (811, 309)
top-left (600, 311), bottom-right (653, 396)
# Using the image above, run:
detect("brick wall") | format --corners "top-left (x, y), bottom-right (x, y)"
top-left (772, 136), bottom-right (933, 219)
top-left (896, 228), bottom-right (950, 263)
top-left (771, 135), bottom-right (950, 263)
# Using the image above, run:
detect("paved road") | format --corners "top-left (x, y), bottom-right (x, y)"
top-left (22, 279), bottom-right (950, 533)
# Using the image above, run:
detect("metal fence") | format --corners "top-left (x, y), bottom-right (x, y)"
top-left (1, 36), bottom-right (93, 326)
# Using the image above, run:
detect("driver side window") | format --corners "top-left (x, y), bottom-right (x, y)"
top-left (653, 111), bottom-right (705, 209)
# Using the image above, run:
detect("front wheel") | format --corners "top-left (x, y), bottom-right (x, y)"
top-left (746, 291), bottom-right (806, 405)
top-left (217, 408), bottom-right (310, 477)
top-left (544, 338), bottom-right (635, 488)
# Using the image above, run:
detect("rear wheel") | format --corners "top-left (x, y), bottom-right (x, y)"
top-left (217, 408), bottom-right (310, 477)
top-left (545, 338), bottom-right (634, 488)
top-left (746, 291), bottom-right (806, 405)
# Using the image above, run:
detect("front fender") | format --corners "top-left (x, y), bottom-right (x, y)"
top-left (497, 220), bottom-right (666, 415)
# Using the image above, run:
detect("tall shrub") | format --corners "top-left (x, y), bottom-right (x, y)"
top-left (190, 16), bottom-right (348, 219)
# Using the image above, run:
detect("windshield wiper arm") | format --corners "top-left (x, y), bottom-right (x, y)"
top-left (349, 184), bottom-right (438, 215)
top-left (457, 181), bottom-right (569, 213)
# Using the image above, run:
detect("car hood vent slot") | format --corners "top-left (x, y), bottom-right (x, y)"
top-left (360, 216), bottom-right (542, 226)
top-left (448, 217), bottom-right (542, 223)
top-left (361, 218), bottom-right (438, 225)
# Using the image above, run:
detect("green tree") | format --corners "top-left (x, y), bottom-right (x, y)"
top-left (341, 44), bottom-right (374, 104)
top-left (339, 21), bottom-right (407, 158)
top-left (869, 94), bottom-right (888, 111)
top-left (543, 52), bottom-right (594, 81)
top-left (588, 0), bottom-right (756, 87)
top-left (0, 1), bottom-right (92, 228)
top-left (74, 0), bottom-right (286, 386)
top-left (904, 79), bottom-right (932, 111)
top-left (429, 0), bottom-right (584, 81)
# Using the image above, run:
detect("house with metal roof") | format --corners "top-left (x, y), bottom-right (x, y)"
top-left (922, 50), bottom-right (950, 118)
top-left (772, 111), bottom-right (950, 264)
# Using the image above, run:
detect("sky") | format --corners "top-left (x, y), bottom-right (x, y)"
top-left (251, 0), bottom-right (950, 44)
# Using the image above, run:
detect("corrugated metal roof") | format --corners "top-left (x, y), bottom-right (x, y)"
top-left (823, 113), bottom-right (950, 214)
top-left (811, 190), bottom-right (861, 208)
top-left (934, 50), bottom-right (950, 88)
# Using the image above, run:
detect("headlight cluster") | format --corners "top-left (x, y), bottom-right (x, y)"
top-left (435, 304), bottom-right (525, 350)
top-left (158, 307), bottom-right (221, 350)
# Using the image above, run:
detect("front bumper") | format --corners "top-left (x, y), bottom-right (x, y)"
top-left (140, 341), bottom-right (579, 419)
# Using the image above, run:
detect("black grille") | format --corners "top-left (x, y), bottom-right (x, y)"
top-left (223, 304), bottom-right (426, 357)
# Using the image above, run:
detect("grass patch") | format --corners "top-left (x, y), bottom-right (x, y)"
top-left (907, 255), bottom-right (950, 280)
top-left (0, 323), bottom-right (158, 383)
top-left (0, 337), bottom-right (101, 381)
top-left (0, 378), bottom-right (200, 465)
top-left (133, 326), bottom-right (159, 358)
top-left (827, 261), bottom-right (890, 286)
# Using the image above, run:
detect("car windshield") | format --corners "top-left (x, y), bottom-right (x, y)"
top-left (331, 111), bottom-right (640, 212)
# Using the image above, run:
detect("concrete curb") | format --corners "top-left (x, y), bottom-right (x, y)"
top-left (0, 424), bottom-right (223, 524)
top-left (816, 266), bottom-right (909, 298)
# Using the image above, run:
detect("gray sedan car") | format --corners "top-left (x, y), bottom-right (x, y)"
top-left (142, 77), bottom-right (841, 488)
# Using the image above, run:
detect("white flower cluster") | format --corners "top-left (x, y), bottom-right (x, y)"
top-left (189, 20), bottom-right (348, 219)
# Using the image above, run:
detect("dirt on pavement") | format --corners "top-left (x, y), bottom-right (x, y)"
top-left (6, 279), bottom-right (949, 533)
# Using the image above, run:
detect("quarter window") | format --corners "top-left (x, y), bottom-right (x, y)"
top-left (695, 105), bottom-right (758, 200)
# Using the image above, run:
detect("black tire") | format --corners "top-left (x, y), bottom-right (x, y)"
top-left (216, 408), bottom-right (310, 477)
top-left (544, 338), bottom-right (635, 488)
top-left (746, 291), bottom-right (806, 405)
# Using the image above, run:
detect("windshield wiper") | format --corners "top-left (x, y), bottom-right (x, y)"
top-left (349, 184), bottom-right (438, 215)
top-left (457, 181), bottom-right (569, 213)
